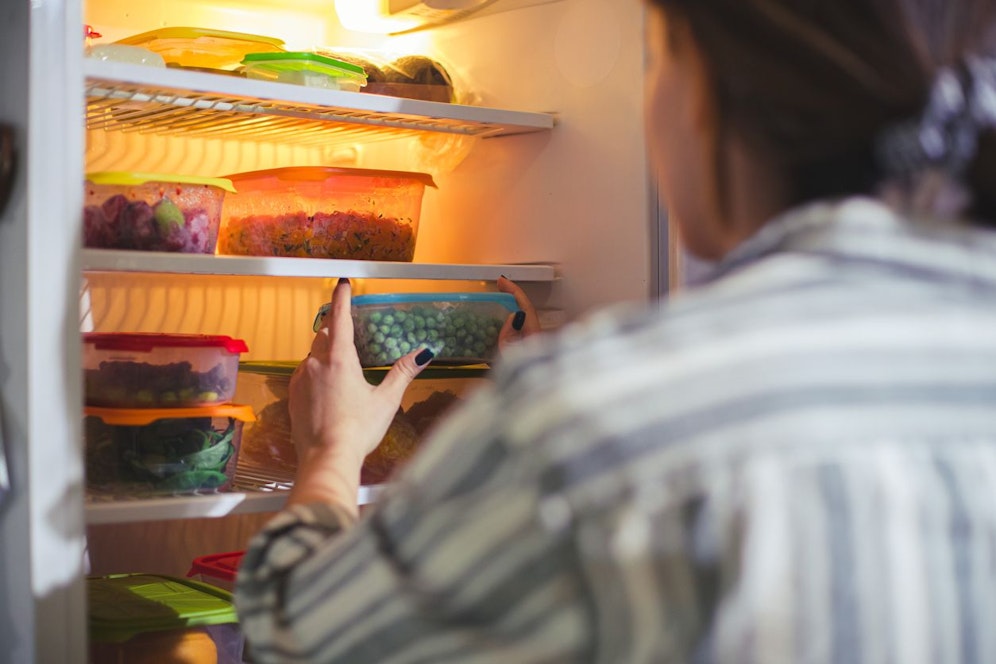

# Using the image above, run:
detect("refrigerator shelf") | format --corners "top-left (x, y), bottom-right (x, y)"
top-left (81, 248), bottom-right (558, 282)
top-left (84, 60), bottom-right (556, 146)
top-left (84, 481), bottom-right (385, 525)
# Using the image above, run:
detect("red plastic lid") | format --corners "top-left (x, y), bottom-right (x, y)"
top-left (187, 551), bottom-right (245, 582)
top-left (83, 333), bottom-right (249, 354)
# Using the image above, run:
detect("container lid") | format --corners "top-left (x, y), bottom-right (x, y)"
top-left (116, 27), bottom-right (285, 50)
top-left (224, 166), bottom-right (436, 189)
top-left (83, 332), bottom-right (249, 354)
top-left (84, 403), bottom-right (256, 426)
top-left (86, 171), bottom-right (238, 193)
top-left (187, 551), bottom-right (245, 583)
top-left (242, 51), bottom-right (367, 78)
top-left (239, 360), bottom-right (490, 382)
top-left (89, 574), bottom-right (237, 643)
top-left (351, 292), bottom-right (518, 310)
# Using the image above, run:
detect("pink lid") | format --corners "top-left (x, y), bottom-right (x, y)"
top-left (187, 551), bottom-right (245, 582)
top-left (83, 332), bottom-right (249, 354)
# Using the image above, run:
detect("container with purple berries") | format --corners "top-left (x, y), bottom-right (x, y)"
top-left (84, 172), bottom-right (235, 253)
top-left (83, 333), bottom-right (249, 408)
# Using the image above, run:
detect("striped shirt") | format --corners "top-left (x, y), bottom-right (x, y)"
top-left (236, 197), bottom-right (996, 664)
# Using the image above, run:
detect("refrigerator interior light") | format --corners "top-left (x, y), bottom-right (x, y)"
top-left (334, 0), bottom-right (499, 34)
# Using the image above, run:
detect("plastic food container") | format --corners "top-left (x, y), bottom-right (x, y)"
top-left (217, 167), bottom-right (435, 261)
top-left (243, 52), bottom-right (367, 91)
top-left (84, 172), bottom-right (235, 253)
top-left (319, 293), bottom-right (516, 367)
top-left (236, 361), bottom-right (487, 484)
top-left (83, 333), bottom-right (249, 408)
top-left (115, 27), bottom-right (284, 71)
top-left (89, 573), bottom-right (244, 664)
top-left (84, 404), bottom-right (255, 496)
top-left (86, 44), bottom-right (167, 67)
top-left (187, 551), bottom-right (244, 592)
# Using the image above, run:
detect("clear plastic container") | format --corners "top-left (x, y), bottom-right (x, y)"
top-left (217, 167), bottom-right (435, 261)
top-left (115, 27), bottom-right (284, 71)
top-left (88, 573), bottom-right (244, 664)
top-left (187, 551), bottom-right (244, 592)
top-left (84, 404), bottom-right (255, 497)
top-left (236, 361), bottom-right (487, 484)
top-left (321, 293), bottom-right (516, 367)
top-left (84, 172), bottom-right (235, 253)
top-left (243, 52), bottom-right (367, 91)
top-left (83, 333), bottom-right (249, 408)
top-left (86, 44), bottom-right (167, 67)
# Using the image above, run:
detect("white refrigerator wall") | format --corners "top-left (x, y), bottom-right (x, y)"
top-left (82, 0), bottom-right (653, 363)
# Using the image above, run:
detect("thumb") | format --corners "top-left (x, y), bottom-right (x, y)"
top-left (377, 347), bottom-right (433, 403)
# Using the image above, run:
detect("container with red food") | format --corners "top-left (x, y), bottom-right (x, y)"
top-left (84, 404), bottom-right (255, 496)
top-left (84, 333), bottom-right (249, 408)
top-left (187, 551), bottom-right (244, 592)
top-left (84, 172), bottom-right (235, 253)
top-left (216, 166), bottom-right (435, 261)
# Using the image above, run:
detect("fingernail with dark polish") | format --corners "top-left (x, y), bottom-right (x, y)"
top-left (512, 310), bottom-right (526, 331)
top-left (338, 277), bottom-right (350, 287)
top-left (415, 348), bottom-right (435, 366)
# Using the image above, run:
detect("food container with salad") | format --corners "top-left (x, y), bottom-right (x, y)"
top-left (216, 166), bottom-right (434, 261)
top-left (315, 292), bottom-right (516, 367)
top-left (114, 26), bottom-right (284, 71)
top-left (84, 404), bottom-right (254, 496)
top-left (88, 573), bottom-right (244, 664)
top-left (243, 52), bottom-right (368, 91)
top-left (83, 333), bottom-right (248, 408)
top-left (84, 172), bottom-right (235, 253)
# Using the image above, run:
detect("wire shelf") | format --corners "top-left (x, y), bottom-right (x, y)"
top-left (84, 60), bottom-right (555, 147)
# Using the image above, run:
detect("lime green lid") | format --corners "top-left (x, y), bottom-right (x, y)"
top-left (242, 51), bottom-right (367, 78)
top-left (86, 171), bottom-right (237, 193)
top-left (88, 574), bottom-right (238, 643)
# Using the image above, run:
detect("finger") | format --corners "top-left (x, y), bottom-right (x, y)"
top-left (497, 275), bottom-right (529, 308)
top-left (498, 311), bottom-right (521, 349)
top-left (377, 347), bottom-right (432, 404)
top-left (327, 278), bottom-right (357, 361)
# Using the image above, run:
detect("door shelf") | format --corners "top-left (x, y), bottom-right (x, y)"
top-left (81, 248), bottom-right (558, 281)
top-left (84, 481), bottom-right (384, 525)
top-left (85, 59), bottom-right (556, 147)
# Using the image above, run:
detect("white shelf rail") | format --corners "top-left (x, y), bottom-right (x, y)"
top-left (84, 60), bottom-right (556, 147)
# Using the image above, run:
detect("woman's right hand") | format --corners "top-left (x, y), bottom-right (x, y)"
top-left (497, 276), bottom-right (542, 350)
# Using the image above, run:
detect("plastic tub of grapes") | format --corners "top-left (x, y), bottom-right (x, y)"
top-left (84, 171), bottom-right (235, 253)
top-left (83, 333), bottom-right (249, 409)
top-left (315, 292), bottom-right (517, 367)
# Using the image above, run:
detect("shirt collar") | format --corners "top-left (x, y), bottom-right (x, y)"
top-left (707, 196), bottom-right (996, 289)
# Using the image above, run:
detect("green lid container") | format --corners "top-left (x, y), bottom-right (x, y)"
top-left (88, 573), bottom-right (238, 644)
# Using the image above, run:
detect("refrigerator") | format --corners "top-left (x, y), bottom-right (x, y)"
top-left (0, 0), bottom-right (669, 660)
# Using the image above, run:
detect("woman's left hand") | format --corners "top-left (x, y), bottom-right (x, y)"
top-left (286, 278), bottom-right (432, 511)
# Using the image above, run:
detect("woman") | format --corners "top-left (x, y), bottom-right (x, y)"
top-left (237, 0), bottom-right (996, 661)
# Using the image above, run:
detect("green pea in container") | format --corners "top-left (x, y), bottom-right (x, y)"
top-left (327, 292), bottom-right (517, 367)
top-left (88, 573), bottom-right (244, 664)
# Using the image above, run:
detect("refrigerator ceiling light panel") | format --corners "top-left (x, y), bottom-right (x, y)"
top-left (334, 0), bottom-right (500, 33)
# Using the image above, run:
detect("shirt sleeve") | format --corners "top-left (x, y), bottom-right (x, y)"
top-left (234, 379), bottom-right (594, 664)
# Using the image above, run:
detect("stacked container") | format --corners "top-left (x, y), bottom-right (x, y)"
top-left (83, 333), bottom-right (254, 497)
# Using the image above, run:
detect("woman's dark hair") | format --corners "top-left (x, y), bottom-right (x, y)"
top-left (649, 0), bottom-right (996, 223)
